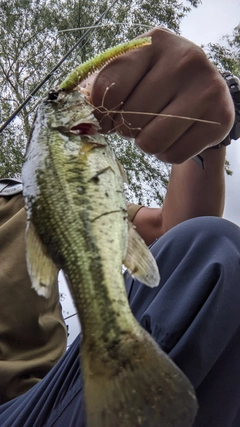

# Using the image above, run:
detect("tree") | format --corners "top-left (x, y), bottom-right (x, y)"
top-left (206, 24), bottom-right (240, 77)
top-left (0, 0), bottom-right (201, 205)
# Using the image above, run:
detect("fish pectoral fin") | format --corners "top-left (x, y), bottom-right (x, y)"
top-left (123, 222), bottom-right (160, 287)
top-left (116, 159), bottom-right (128, 183)
top-left (26, 221), bottom-right (59, 298)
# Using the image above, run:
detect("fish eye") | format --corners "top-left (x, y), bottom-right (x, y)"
top-left (47, 90), bottom-right (60, 101)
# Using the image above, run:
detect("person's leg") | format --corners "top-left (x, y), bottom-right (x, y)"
top-left (0, 335), bottom-right (85, 427)
top-left (125, 216), bottom-right (240, 427)
top-left (1, 216), bottom-right (240, 427)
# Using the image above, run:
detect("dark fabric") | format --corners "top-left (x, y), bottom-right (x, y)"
top-left (126, 216), bottom-right (240, 427)
top-left (0, 336), bottom-right (84, 427)
top-left (0, 216), bottom-right (240, 426)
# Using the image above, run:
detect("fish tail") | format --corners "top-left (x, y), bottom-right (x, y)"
top-left (59, 37), bottom-right (151, 91)
top-left (82, 327), bottom-right (198, 427)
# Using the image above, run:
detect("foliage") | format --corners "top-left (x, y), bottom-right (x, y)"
top-left (205, 24), bottom-right (240, 77)
top-left (225, 159), bottom-right (233, 177)
top-left (109, 136), bottom-right (170, 205)
top-left (0, 0), bottom-right (199, 205)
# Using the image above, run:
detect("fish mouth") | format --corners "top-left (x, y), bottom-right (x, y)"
top-left (70, 123), bottom-right (99, 135)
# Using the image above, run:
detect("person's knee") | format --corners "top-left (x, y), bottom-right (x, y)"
top-left (164, 216), bottom-right (239, 248)
top-left (151, 216), bottom-right (240, 271)
top-left (184, 216), bottom-right (240, 242)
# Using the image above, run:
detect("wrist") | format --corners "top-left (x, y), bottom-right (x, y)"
top-left (193, 71), bottom-right (240, 169)
top-left (216, 72), bottom-right (240, 146)
top-left (193, 144), bottom-right (226, 169)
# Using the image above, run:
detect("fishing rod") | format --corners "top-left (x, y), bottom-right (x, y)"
top-left (0, 0), bottom-right (119, 134)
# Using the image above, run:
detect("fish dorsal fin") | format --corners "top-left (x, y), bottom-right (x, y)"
top-left (26, 221), bottom-right (59, 298)
top-left (123, 222), bottom-right (160, 287)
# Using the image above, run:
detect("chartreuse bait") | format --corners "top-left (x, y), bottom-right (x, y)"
top-left (59, 37), bottom-right (151, 91)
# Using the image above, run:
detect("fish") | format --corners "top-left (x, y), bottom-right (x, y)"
top-left (22, 39), bottom-right (198, 427)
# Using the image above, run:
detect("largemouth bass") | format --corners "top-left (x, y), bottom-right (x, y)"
top-left (22, 40), bottom-right (197, 426)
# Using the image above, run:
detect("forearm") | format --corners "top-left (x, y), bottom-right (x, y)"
top-left (161, 147), bottom-right (226, 233)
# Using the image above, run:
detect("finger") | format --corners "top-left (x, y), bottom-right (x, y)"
top-left (108, 60), bottom-right (179, 139)
top-left (91, 28), bottom-right (175, 132)
top-left (135, 104), bottom-right (231, 164)
top-left (133, 89), bottom-right (207, 155)
top-left (91, 47), bottom-right (153, 132)
top-left (91, 28), bottom-right (210, 135)
top-left (155, 119), bottom-right (223, 164)
top-left (134, 78), bottom-right (233, 159)
top-left (113, 48), bottom-right (218, 139)
top-left (157, 95), bottom-right (234, 164)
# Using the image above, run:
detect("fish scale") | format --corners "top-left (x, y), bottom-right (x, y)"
top-left (22, 39), bottom-right (198, 426)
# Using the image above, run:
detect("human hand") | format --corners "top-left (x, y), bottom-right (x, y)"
top-left (90, 28), bottom-right (235, 164)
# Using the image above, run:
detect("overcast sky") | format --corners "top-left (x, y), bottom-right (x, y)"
top-left (181, 0), bottom-right (240, 46)
top-left (60, 1), bottom-right (240, 345)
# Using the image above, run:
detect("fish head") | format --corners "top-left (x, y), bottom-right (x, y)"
top-left (46, 89), bottom-right (101, 136)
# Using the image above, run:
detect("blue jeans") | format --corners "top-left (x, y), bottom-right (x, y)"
top-left (1, 217), bottom-right (240, 427)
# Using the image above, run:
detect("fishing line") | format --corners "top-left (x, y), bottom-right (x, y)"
top-left (57, 23), bottom-right (153, 33)
top-left (0, 0), bottom-right (119, 133)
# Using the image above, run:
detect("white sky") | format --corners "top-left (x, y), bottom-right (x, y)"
top-left (181, 0), bottom-right (240, 45)
top-left (60, 1), bottom-right (240, 345)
